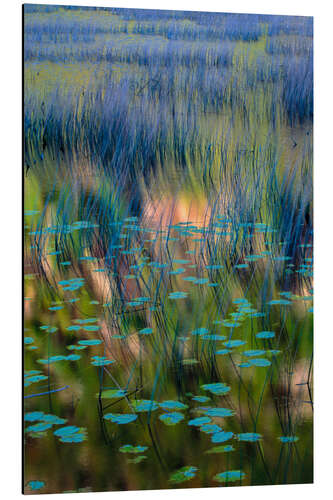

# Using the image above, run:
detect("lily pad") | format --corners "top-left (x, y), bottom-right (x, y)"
top-left (203, 408), bottom-right (234, 418)
top-left (131, 400), bottom-right (159, 412)
top-left (214, 470), bottom-right (245, 483)
top-left (159, 400), bottom-right (188, 410)
top-left (201, 383), bottom-right (231, 395)
top-left (27, 481), bottom-right (45, 491)
top-left (278, 436), bottom-right (299, 443)
top-left (99, 389), bottom-right (127, 399)
top-left (169, 466), bottom-right (198, 484)
top-left (237, 432), bottom-right (262, 442)
top-left (188, 417), bottom-right (212, 427)
top-left (211, 431), bottom-right (234, 443)
top-left (119, 445), bottom-right (148, 453)
top-left (256, 331), bottom-right (275, 339)
top-left (159, 412), bottom-right (184, 426)
top-left (104, 413), bottom-right (137, 424)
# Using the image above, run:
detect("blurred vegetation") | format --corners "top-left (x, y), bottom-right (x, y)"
top-left (23, 5), bottom-right (313, 494)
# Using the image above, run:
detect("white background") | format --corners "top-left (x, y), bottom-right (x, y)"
top-left (0, 0), bottom-right (332, 498)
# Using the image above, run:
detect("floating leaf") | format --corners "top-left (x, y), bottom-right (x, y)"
top-left (169, 466), bottom-right (198, 483)
top-left (67, 345), bottom-right (87, 351)
top-left (191, 328), bottom-right (209, 336)
top-left (27, 481), bottom-right (45, 491)
top-left (119, 445), bottom-right (148, 454)
top-left (267, 299), bottom-right (291, 306)
top-left (104, 413), bottom-right (137, 424)
top-left (201, 383), bottom-right (231, 395)
top-left (48, 306), bottom-right (64, 311)
top-left (159, 412), bottom-right (184, 426)
top-left (233, 298), bottom-right (250, 305)
top-left (83, 325), bottom-right (100, 332)
top-left (188, 417), bottom-right (212, 427)
top-left (256, 331), bottom-right (275, 339)
top-left (37, 355), bottom-right (66, 364)
top-left (78, 340), bottom-right (102, 346)
top-left (205, 445), bottom-right (235, 454)
top-left (139, 327), bottom-right (153, 335)
top-left (66, 354), bottom-right (81, 361)
top-left (243, 350), bottom-right (266, 357)
top-left (131, 400), bottom-right (159, 412)
top-left (99, 389), bottom-right (127, 399)
top-left (54, 426), bottom-right (87, 443)
top-left (278, 436), bottom-right (299, 443)
top-left (245, 255), bottom-right (262, 262)
top-left (211, 431), bottom-right (234, 443)
top-left (201, 334), bottom-right (226, 341)
top-left (268, 349), bottom-right (281, 356)
top-left (200, 424), bottom-right (222, 434)
top-left (91, 356), bottom-right (114, 367)
top-left (169, 268), bottom-right (186, 275)
top-left (24, 411), bottom-right (45, 422)
top-left (26, 422), bottom-right (53, 433)
top-left (223, 340), bottom-right (246, 348)
top-left (237, 432), bottom-right (262, 442)
top-left (203, 408), bottom-right (234, 418)
top-left (24, 374), bottom-right (48, 387)
top-left (249, 358), bottom-right (271, 367)
top-left (66, 325), bottom-right (81, 331)
top-left (214, 470), bottom-right (245, 483)
top-left (216, 349), bottom-right (232, 355)
top-left (194, 278), bottom-right (210, 285)
top-left (191, 396), bottom-right (210, 403)
top-left (159, 400), bottom-right (188, 410)
top-left (54, 425), bottom-right (80, 436)
top-left (168, 292), bottom-right (188, 300)
top-left (41, 414), bottom-right (67, 425)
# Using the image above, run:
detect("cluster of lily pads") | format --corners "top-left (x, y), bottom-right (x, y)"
top-left (24, 411), bottom-right (87, 443)
top-left (24, 209), bottom-right (311, 490)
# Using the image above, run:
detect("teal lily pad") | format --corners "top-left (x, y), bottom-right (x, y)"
top-left (131, 400), bottom-right (159, 412)
top-left (256, 331), bottom-right (275, 339)
top-left (237, 432), bottom-right (262, 442)
top-left (104, 413), bottom-right (137, 424)
top-left (99, 389), bottom-right (127, 399)
top-left (27, 480), bottom-right (45, 490)
top-left (223, 340), bottom-right (246, 348)
top-left (139, 327), bottom-right (153, 335)
top-left (188, 417), bottom-right (212, 427)
top-left (214, 470), bottom-right (245, 482)
top-left (203, 408), bottom-right (234, 417)
top-left (201, 383), bottom-right (231, 395)
top-left (278, 436), bottom-right (299, 443)
top-left (169, 466), bottom-right (198, 483)
top-left (168, 292), bottom-right (188, 300)
top-left (211, 431), bottom-right (234, 443)
top-left (159, 400), bottom-right (188, 410)
top-left (159, 412), bottom-right (184, 426)
top-left (119, 445), bottom-right (148, 453)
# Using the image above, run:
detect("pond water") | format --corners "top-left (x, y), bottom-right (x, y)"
top-left (24, 196), bottom-right (313, 493)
